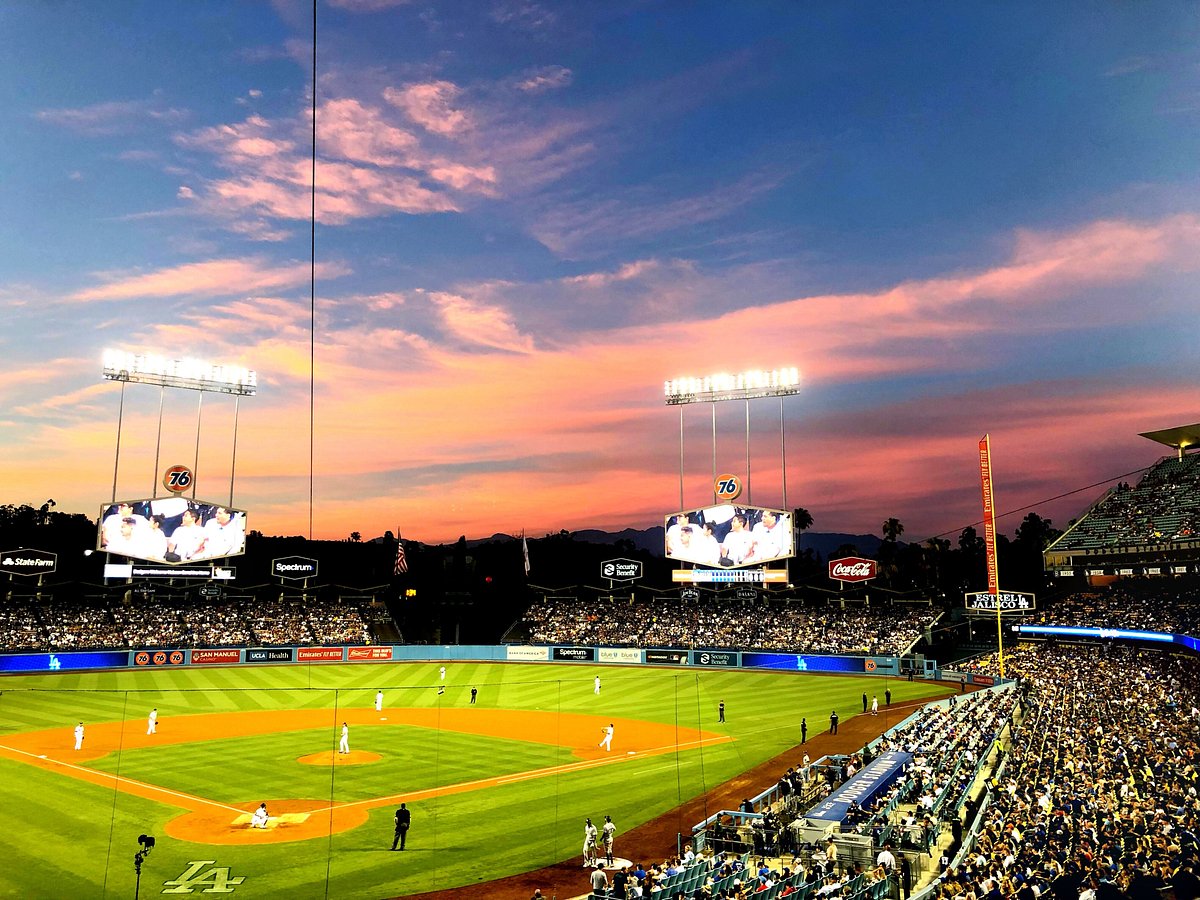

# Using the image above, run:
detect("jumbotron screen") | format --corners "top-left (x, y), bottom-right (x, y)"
top-left (665, 504), bottom-right (793, 568)
top-left (98, 498), bottom-right (247, 566)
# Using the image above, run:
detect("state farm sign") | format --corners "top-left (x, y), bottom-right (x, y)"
top-left (828, 556), bottom-right (877, 583)
top-left (0, 548), bottom-right (57, 576)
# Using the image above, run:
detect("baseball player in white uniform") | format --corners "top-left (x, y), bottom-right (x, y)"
top-left (251, 803), bottom-right (269, 829)
top-left (339, 722), bottom-right (350, 754)
top-left (74, 722), bottom-right (84, 750)
top-left (147, 708), bottom-right (158, 734)
top-left (375, 690), bottom-right (383, 712)
top-left (582, 818), bottom-right (598, 867)
top-left (598, 723), bottom-right (614, 752)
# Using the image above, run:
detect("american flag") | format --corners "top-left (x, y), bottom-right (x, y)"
top-left (394, 530), bottom-right (408, 575)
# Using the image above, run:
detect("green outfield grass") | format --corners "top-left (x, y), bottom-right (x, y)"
top-left (0, 661), bottom-right (948, 899)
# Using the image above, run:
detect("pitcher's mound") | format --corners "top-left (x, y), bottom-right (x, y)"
top-left (297, 750), bottom-right (381, 766)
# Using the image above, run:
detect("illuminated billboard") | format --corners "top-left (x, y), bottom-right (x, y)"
top-left (98, 498), bottom-right (247, 565)
top-left (665, 504), bottom-right (793, 568)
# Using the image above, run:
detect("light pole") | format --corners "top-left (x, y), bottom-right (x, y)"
top-left (102, 349), bottom-right (257, 503)
top-left (663, 368), bottom-right (801, 510)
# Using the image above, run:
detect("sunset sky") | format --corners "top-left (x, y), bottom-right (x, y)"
top-left (2, 2), bottom-right (1199, 546)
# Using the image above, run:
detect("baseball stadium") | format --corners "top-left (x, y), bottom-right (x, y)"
top-left (3, 423), bottom-right (1200, 899)
top-left (5, 4), bottom-right (1200, 899)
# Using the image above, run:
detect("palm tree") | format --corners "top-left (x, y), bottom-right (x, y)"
top-left (881, 517), bottom-right (904, 543)
top-left (791, 507), bottom-right (814, 532)
top-left (349, 531), bottom-right (362, 542)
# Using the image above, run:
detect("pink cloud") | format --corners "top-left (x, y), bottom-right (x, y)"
top-left (383, 81), bottom-right (473, 137)
top-left (10, 213), bottom-right (1200, 544)
top-left (69, 258), bottom-right (351, 301)
top-left (430, 292), bottom-right (536, 353)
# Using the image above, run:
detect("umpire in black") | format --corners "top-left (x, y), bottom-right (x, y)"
top-left (391, 803), bottom-right (411, 850)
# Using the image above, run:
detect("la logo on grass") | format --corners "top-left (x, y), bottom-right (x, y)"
top-left (161, 860), bottom-right (246, 894)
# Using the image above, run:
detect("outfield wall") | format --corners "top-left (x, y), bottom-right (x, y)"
top-left (0, 643), bottom-right (943, 676)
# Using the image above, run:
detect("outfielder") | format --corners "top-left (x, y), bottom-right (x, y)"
top-left (375, 690), bottom-right (383, 712)
top-left (339, 722), bottom-right (350, 754)
top-left (147, 708), bottom-right (158, 735)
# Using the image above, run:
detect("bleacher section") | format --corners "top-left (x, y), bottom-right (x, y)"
top-left (1045, 451), bottom-right (1200, 565)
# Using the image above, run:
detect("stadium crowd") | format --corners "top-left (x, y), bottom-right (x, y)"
top-left (1033, 580), bottom-right (1200, 636)
top-left (0, 594), bottom-right (388, 651)
top-left (941, 643), bottom-right (1200, 900)
top-left (1052, 453), bottom-right (1200, 551)
top-left (520, 596), bottom-right (938, 655)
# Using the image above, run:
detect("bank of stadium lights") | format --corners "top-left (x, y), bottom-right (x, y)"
top-left (663, 368), bottom-right (801, 406)
top-left (102, 349), bottom-right (257, 396)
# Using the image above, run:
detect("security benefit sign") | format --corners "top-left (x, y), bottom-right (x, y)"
top-left (965, 590), bottom-right (1036, 613)
top-left (600, 558), bottom-right (643, 582)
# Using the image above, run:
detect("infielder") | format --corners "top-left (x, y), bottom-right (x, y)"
top-left (375, 690), bottom-right (383, 712)
top-left (594, 675), bottom-right (601, 695)
top-left (339, 722), bottom-right (350, 754)
top-left (598, 722), bottom-right (614, 752)
top-left (147, 708), bottom-right (158, 735)
top-left (74, 722), bottom-right (84, 750)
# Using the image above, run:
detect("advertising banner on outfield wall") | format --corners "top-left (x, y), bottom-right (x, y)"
top-left (247, 648), bottom-right (294, 662)
top-left (0, 651), bottom-right (129, 673)
top-left (348, 646), bottom-right (393, 661)
top-left (506, 645), bottom-right (550, 661)
top-left (297, 647), bottom-right (345, 662)
top-left (599, 647), bottom-right (642, 663)
top-left (552, 646), bottom-right (596, 662)
top-left (691, 650), bottom-right (739, 667)
top-left (646, 649), bottom-right (690, 665)
top-left (132, 649), bottom-right (185, 666)
top-left (190, 649), bottom-right (242, 665)
top-left (742, 652), bottom-right (863, 673)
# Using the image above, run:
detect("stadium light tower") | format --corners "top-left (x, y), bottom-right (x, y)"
top-left (663, 368), bottom-right (801, 509)
top-left (102, 349), bottom-right (257, 506)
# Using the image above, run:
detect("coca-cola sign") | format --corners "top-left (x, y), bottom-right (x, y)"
top-left (828, 556), bottom-right (877, 583)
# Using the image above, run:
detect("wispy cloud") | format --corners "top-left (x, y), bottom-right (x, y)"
top-left (515, 66), bottom-right (573, 94)
top-left (69, 257), bottom-right (350, 302)
top-left (532, 171), bottom-right (786, 257)
top-left (429, 292), bottom-right (536, 353)
top-left (36, 96), bottom-right (186, 136)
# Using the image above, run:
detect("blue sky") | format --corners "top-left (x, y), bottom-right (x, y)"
top-left (2, 1), bottom-right (1199, 544)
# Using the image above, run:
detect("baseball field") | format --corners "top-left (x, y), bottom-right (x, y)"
top-left (0, 660), bottom-right (949, 898)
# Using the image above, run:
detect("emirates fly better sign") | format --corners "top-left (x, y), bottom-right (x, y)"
top-left (828, 556), bottom-right (877, 583)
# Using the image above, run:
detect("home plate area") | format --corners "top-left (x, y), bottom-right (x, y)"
top-left (232, 810), bottom-right (311, 829)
